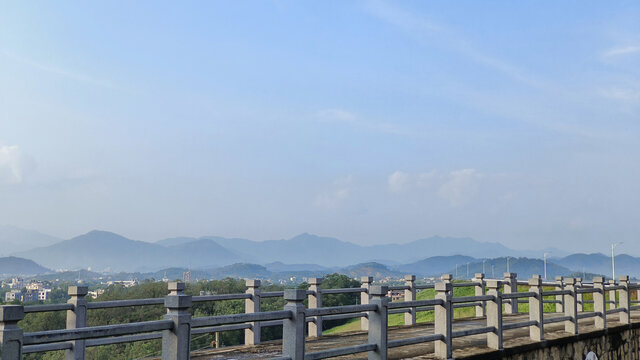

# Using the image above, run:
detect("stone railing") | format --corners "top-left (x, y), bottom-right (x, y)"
top-left (0, 273), bottom-right (638, 360)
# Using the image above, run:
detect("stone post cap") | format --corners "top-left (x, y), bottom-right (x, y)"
top-left (555, 276), bottom-right (564, 282)
top-left (440, 274), bottom-right (453, 281)
top-left (68, 286), bottom-right (89, 297)
top-left (246, 279), bottom-right (261, 287)
top-left (528, 277), bottom-right (542, 286)
top-left (503, 272), bottom-right (516, 279)
top-left (361, 276), bottom-right (373, 284)
top-left (564, 278), bottom-right (576, 285)
top-left (308, 278), bottom-right (322, 285)
top-left (575, 277), bottom-right (582, 283)
top-left (165, 294), bottom-right (192, 309)
top-left (593, 276), bottom-right (605, 283)
top-left (369, 285), bottom-right (389, 296)
top-left (608, 279), bottom-right (616, 284)
top-left (619, 275), bottom-right (630, 282)
top-left (486, 280), bottom-right (502, 289)
top-left (284, 289), bottom-right (306, 301)
top-left (404, 275), bottom-right (416, 281)
top-left (531, 274), bottom-right (541, 280)
top-left (435, 282), bottom-right (452, 292)
top-left (168, 282), bottom-right (186, 292)
top-left (474, 273), bottom-right (485, 279)
top-left (0, 305), bottom-right (25, 322)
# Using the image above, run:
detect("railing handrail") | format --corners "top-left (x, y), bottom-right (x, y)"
top-left (306, 304), bottom-right (377, 317)
top-left (24, 303), bottom-right (74, 313)
top-left (321, 288), bottom-right (367, 294)
top-left (23, 319), bottom-right (174, 345)
top-left (4, 273), bottom-right (640, 360)
top-left (191, 309), bottom-right (293, 328)
top-left (192, 293), bottom-right (252, 302)
top-left (387, 298), bottom-right (443, 309)
top-left (86, 298), bottom-right (164, 309)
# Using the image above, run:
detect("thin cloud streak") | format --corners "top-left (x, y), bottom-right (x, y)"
top-left (2, 50), bottom-right (117, 89)
top-left (603, 45), bottom-right (640, 58)
top-left (316, 108), bottom-right (435, 139)
top-left (362, 0), bottom-right (544, 89)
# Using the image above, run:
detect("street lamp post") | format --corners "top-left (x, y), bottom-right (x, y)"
top-left (612, 242), bottom-right (623, 282)
top-left (483, 259), bottom-right (487, 275)
top-left (506, 256), bottom-right (510, 273)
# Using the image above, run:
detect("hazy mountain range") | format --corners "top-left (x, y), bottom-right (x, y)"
top-left (0, 256), bottom-right (51, 276)
top-left (0, 227), bottom-right (635, 280)
top-left (0, 225), bottom-right (62, 255)
top-left (9, 229), bottom-right (566, 272)
top-left (13, 231), bottom-right (242, 273)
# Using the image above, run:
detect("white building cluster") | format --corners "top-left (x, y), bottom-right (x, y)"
top-left (3, 279), bottom-right (52, 303)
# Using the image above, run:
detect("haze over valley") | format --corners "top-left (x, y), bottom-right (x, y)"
top-left (2, 226), bottom-right (636, 281)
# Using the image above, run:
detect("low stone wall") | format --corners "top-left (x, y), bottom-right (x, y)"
top-left (462, 322), bottom-right (640, 360)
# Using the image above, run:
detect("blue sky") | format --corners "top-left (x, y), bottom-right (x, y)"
top-left (1, 1), bottom-right (639, 254)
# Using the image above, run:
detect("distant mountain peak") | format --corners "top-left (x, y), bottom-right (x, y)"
top-left (82, 229), bottom-right (124, 237)
top-left (290, 232), bottom-right (320, 240)
top-left (0, 256), bottom-right (50, 275)
top-left (72, 230), bottom-right (133, 244)
top-left (288, 233), bottom-right (348, 244)
top-left (0, 225), bottom-right (62, 255)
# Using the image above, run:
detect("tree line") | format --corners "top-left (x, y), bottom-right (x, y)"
top-left (19, 273), bottom-right (360, 360)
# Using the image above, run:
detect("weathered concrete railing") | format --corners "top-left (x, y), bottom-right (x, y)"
top-left (1, 273), bottom-right (638, 360)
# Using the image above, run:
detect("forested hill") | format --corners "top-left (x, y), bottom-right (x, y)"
top-left (0, 256), bottom-right (50, 276)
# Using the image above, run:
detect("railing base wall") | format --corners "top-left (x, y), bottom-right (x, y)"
top-left (457, 322), bottom-right (640, 360)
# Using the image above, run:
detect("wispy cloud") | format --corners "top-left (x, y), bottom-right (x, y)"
top-left (603, 45), bottom-right (640, 58)
top-left (386, 168), bottom-right (483, 207)
top-left (316, 108), bottom-right (433, 139)
top-left (598, 86), bottom-right (640, 104)
top-left (388, 171), bottom-right (410, 192)
top-left (315, 188), bottom-right (349, 209)
top-left (2, 50), bottom-right (116, 89)
top-left (0, 143), bottom-right (35, 184)
top-left (316, 109), bottom-right (357, 123)
top-left (438, 169), bottom-right (481, 207)
top-left (362, 0), bottom-right (543, 88)
top-left (315, 175), bottom-right (353, 209)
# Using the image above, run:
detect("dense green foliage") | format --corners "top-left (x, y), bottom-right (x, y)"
top-left (298, 273), bottom-right (361, 330)
top-left (20, 274), bottom-right (358, 359)
top-left (21, 278), bottom-right (281, 360)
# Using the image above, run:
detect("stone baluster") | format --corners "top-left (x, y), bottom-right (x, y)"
top-left (528, 275), bottom-right (544, 341)
top-left (555, 276), bottom-right (564, 313)
top-left (368, 286), bottom-right (389, 360)
top-left (308, 278), bottom-right (323, 337)
top-left (474, 273), bottom-right (486, 317)
top-left (503, 273), bottom-right (518, 314)
top-left (361, 276), bottom-right (373, 331)
top-left (486, 280), bottom-right (503, 350)
top-left (619, 275), bottom-right (631, 324)
top-left (162, 282), bottom-right (192, 360)
top-left (66, 286), bottom-right (88, 360)
top-left (608, 279), bottom-right (617, 310)
top-left (434, 282), bottom-right (453, 359)
top-left (244, 280), bottom-right (261, 345)
top-left (593, 276), bottom-right (606, 329)
top-left (282, 289), bottom-right (306, 360)
top-left (404, 275), bottom-right (416, 325)
top-left (576, 278), bottom-right (584, 312)
top-left (0, 305), bottom-right (24, 360)
top-left (441, 273), bottom-right (453, 285)
top-left (563, 278), bottom-right (577, 334)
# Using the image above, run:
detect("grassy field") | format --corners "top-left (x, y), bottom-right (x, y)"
top-left (323, 284), bottom-right (618, 335)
